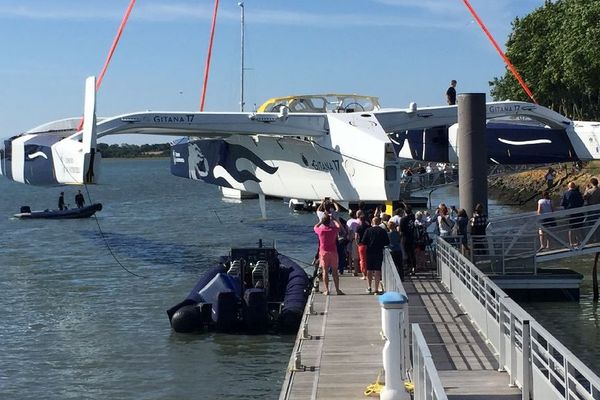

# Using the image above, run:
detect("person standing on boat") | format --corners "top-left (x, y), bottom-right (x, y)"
top-left (314, 212), bottom-right (344, 296)
top-left (446, 80), bottom-right (457, 105)
top-left (58, 192), bottom-right (66, 211)
top-left (75, 190), bottom-right (85, 208)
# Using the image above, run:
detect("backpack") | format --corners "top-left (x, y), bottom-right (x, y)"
top-left (415, 224), bottom-right (432, 246)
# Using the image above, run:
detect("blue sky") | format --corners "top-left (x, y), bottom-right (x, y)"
top-left (0, 0), bottom-right (545, 144)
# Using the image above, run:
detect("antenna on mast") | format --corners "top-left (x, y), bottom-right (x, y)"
top-left (239, 1), bottom-right (245, 112)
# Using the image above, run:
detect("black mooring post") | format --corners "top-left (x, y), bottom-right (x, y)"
top-left (458, 93), bottom-right (488, 217)
top-left (593, 253), bottom-right (599, 302)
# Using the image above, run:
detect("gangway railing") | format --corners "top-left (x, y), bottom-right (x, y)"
top-left (382, 249), bottom-right (448, 398)
top-left (436, 237), bottom-right (600, 400)
top-left (411, 324), bottom-right (449, 400)
top-left (444, 234), bottom-right (538, 274)
top-left (397, 161), bottom-right (546, 195)
top-left (487, 203), bottom-right (600, 262)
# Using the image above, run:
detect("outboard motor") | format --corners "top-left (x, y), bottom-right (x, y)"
top-left (243, 289), bottom-right (268, 333)
top-left (20, 206), bottom-right (31, 214)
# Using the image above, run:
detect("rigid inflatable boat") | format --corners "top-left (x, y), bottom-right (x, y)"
top-left (14, 203), bottom-right (103, 219)
top-left (167, 244), bottom-right (310, 334)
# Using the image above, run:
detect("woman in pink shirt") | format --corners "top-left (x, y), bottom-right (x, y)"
top-left (314, 213), bottom-right (344, 295)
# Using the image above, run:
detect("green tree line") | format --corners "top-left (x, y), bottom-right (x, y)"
top-left (97, 143), bottom-right (170, 158)
top-left (490, 0), bottom-right (600, 120)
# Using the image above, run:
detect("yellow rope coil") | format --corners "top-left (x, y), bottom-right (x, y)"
top-left (364, 370), bottom-right (384, 396)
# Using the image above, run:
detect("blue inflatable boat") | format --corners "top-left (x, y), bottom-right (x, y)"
top-left (167, 244), bottom-right (311, 334)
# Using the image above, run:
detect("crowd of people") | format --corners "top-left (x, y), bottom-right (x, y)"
top-left (312, 198), bottom-right (488, 296)
top-left (400, 162), bottom-right (457, 188)
top-left (538, 178), bottom-right (600, 249)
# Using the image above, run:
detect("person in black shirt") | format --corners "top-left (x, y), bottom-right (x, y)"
top-left (446, 80), bottom-right (457, 105)
top-left (75, 190), bottom-right (85, 208)
top-left (561, 181), bottom-right (585, 247)
top-left (400, 205), bottom-right (417, 275)
top-left (58, 192), bottom-right (66, 211)
top-left (470, 203), bottom-right (488, 255)
top-left (361, 217), bottom-right (390, 295)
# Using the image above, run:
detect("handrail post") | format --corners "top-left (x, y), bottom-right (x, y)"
top-left (522, 320), bottom-right (532, 400)
top-left (533, 238), bottom-right (537, 275)
top-left (412, 331), bottom-right (421, 400)
top-left (498, 299), bottom-right (506, 371)
top-left (509, 314), bottom-right (517, 387)
top-left (502, 238), bottom-right (506, 275)
top-left (379, 292), bottom-right (410, 400)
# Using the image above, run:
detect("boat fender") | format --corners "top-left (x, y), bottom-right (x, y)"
top-left (170, 304), bottom-right (205, 333)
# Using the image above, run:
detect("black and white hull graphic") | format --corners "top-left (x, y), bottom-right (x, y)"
top-left (170, 138), bottom-right (278, 188)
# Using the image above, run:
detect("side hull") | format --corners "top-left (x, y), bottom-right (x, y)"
top-left (170, 135), bottom-right (392, 202)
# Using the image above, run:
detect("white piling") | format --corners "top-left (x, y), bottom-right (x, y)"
top-left (379, 292), bottom-right (410, 400)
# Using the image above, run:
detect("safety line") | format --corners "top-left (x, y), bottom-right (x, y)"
top-left (54, 148), bottom-right (146, 278)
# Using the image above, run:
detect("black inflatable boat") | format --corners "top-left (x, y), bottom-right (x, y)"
top-left (168, 243), bottom-right (311, 334)
top-left (14, 203), bottom-right (103, 219)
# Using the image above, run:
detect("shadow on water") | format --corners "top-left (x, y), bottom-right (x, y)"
top-left (78, 230), bottom-right (214, 271)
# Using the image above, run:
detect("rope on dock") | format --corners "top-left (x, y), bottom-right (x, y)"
top-left (363, 369), bottom-right (384, 396)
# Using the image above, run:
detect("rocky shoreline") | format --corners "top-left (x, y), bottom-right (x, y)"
top-left (488, 161), bottom-right (600, 210)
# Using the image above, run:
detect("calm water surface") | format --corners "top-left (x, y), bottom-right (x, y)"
top-left (1, 160), bottom-right (598, 400)
top-left (0, 159), bottom-right (318, 400)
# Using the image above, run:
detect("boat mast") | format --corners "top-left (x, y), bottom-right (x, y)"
top-left (239, 1), bottom-right (245, 112)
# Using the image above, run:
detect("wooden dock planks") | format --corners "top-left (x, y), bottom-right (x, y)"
top-left (280, 273), bottom-right (522, 400)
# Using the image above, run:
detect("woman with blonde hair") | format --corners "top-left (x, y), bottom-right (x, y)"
top-left (437, 203), bottom-right (454, 237)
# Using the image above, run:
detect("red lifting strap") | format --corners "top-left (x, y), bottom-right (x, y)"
top-left (200, 0), bottom-right (220, 111)
top-left (462, 0), bottom-right (537, 104)
top-left (77, 0), bottom-right (137, 131)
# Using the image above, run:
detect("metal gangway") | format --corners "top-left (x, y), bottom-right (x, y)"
top-left (487, 203), bottom-right (600, 263)
top-left (398, 161), bottom-right (547, 195)
top-left (381, 237), bottom-right (600, 400)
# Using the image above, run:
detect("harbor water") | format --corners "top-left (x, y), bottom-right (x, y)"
top-left (0, 159), bottom-right (317, 400)
top-left (0, 159), bottom-right (598, 400)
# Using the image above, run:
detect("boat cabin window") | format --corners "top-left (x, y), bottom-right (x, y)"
top-left (259, 95), bottom-right (380, 114)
